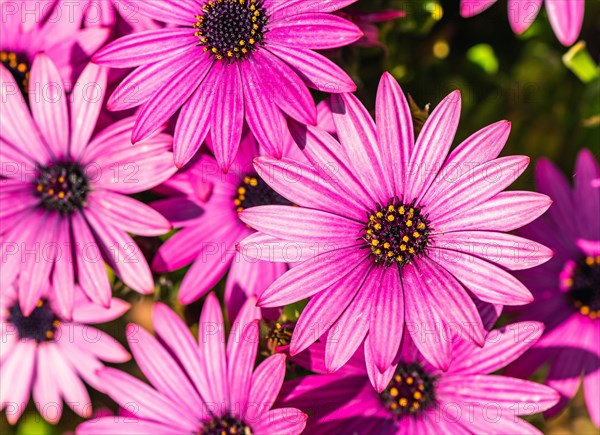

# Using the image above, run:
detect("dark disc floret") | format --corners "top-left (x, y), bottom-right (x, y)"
top-left (7, 299), bottom-right (60, 343)
top-left (363, 197), bottom-right (432, 267)
top-left (563, 256), bottom-right (600, 319)
top-left (35, 162), bottom-right (90, 213)
top-left (1, 50), bottom-right (30, 95)
top-left (202, 415), bottom-right (253, 435)
top-left (194, 0), bottom-right (268, 61)
top-left (234, 175), bottom-right (291, 212)
top-left (380, 363), bottom-right (436, 417)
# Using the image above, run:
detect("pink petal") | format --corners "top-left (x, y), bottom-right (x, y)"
top-left (29, 53), bottom-right (69, 159)
top-left (239, 205), bottom-right (362, 243)
top-left (507, 0), bottom-right (542, 34)
top-left (265, 44), bottom-right (356, 93)
top-left (584, 362), bottom-right (600, 427)
top-left (134, 0), bottom-right (198, 26)
top-left (574, 149), bottom-right (600, 239)
top-left (87, 190), bottom-right (171, 237)
top-left (70, 63), bottom-right (107, 159)
top-left (268, 14), bottom-right (362, 49)
top-left (405, 90), bottom-right (462, 201)
top-left (331, 92), bottom-right (388, 202)
top-left (51, 217), bottom-right (75, 319)
top-left (426, 155), bottom-right (530, 223)
top-left (198, 294), bottom-right (230, 411)
top-left (269, 0), bottom-right (357, 15)
top-left (252, 407), bottom-right (307, 435)
top-left (435, 191), bottom-right (552, 233)
top-left (92, 29), bottom-right (199, 68)
top-left (77, 417), bottom-right (183, 435)
top-left (460, 0), bottom-right (498, 17)
top-left (126, 324), bottom-right (203, 417)
top-left (369, 266), bottom-right (404, 372)
top-left (545, 0), bottom-right (584, 46)
top-left (0, 341), bottom-right (36, 424)
top-left (450, 321), bottom-right (544, 375)
top-left (84, 208), bottom-right (154, 294)
top-left (97, 368), bottom-right (198, 430)
top-left (210, 63), bottom-right (245, 172)
top-left (436, 230), bottom-right (554, 270)
top-left (249, 354), bottom-right (287, 410)
top-left (325, 269), bottom-right (374, 372)
top-left (376, 72), bottom-right (414, 194)
top-left (236, 232), bottom-right (317, 263)
top-left (33, 345), bottom-right (63, 423)
top-left (152, 303), bottom-right (210, 404)
top-left (431, 247), bottom-right (534, 305)
top-left (132, 56), bottom-right (211, 143)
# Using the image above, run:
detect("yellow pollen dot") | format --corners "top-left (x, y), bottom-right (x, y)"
top-left (376, 212), bottom-right (383, 218)
top-left (238, 195), bottom-right (246, 201)
top-left (48, 188), bottom-right (55, 195)
top-left (0, 52), bottom-right (7, 61)
top-left (374, 223), bottom-right (382, 230)
top-left (241, 48), bottom-right (248, 54)
top-left (581, 306), bottom-right (590, 315)
top-left (249, 178), bottom-right (258, 187)
top-left (406, 220), bottom-right (413, 227)
top-left (238, 187), bottom-right (247, 195)
top-left (390, 402), bottom-right (398, 410)
top-left (37, 185), bottom-right (43, 192)
top-left (37, 300), bottom-right (44, 308)
top-left (395, 375), bottom-right (402, 382)
top-left (400, 244), bottom-right (407, 251)
top-left (383, 242), bottom-right (390, 249)
top-left (388, 205), bottom-right (395, 212)
top-left (564, 279), bottom-right (574, 287)
top-left (234, 199), bottom-right (241, 206)
top-left (366, 229), bottom-right (373, 235)
top-left (53, 320), bottom-right (60, 327)
top-left (212, 47), bottom-right (218, 53)
top-left (387, 251), bottom-right (394, 257)
top-left (402, 236), bottom-right (409, 243)
top-left (399, 206), bottom-right (405, 214)
top-left (586, 256), bottom-right (594, 266)
top-left (414, 391), bottom-right (422, 400)
top-left (413, 232), bottom-right (420, 238)
top-left (417, 222), bottom-right (426, 230)
top-left (17, 63), bottom-right (26, 72)
top-left (371, 239), bottom-right (379, 246)
top-left (396, 256), bottom-right (403, 262)
top-left (412, 402), bottom-right (420, 409)
top-left (58, 176), bottom-right (65, 183)
top-left (375, 249), bottom-right (381, 255)
top-left (387, 215), bottom-right (395, 222)
top-left (58, 191), bottom-right (65, 199)
top-left (239, 40), bottom-right (245, 46)
top-left (408, 247), bottom-right (415, 254)
top-left (389, 387), bottom-right (399, 397)
top-left (399, 398), bottom-right (408, 407)
top-left (406, 377), bottom-right (414, 385)
top-left (46, 330), bottom-right (54, 339)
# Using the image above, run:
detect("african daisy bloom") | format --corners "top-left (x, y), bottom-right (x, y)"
top-left (505, 149), bottom-right (600, 427)
top-left (151, 134), bottom-right (303, 319)
top-left (278, 322), bottom-right (559, 434)
top-left (92, 0), bottom-right (362, 171)
top-left (0, 0), bottom-right (110, 93)
top-left (76, 294), bottom-right (307, 435)
top-left (238, 72), bottom-right (554, 376)
top-left (0, 55), bottom-right (176, 318)
top-left (460, 0), bottom-right (584, 46)
top-left (0, 282), bottom-right (130, 425)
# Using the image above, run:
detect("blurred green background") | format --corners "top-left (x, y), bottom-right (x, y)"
top-left (2, 0), bottom-right (599, 434)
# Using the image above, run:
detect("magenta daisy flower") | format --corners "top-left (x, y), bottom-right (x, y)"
top-left (505, 149), bottom-right (600, 427)
top-left (92, 0), bottom-right (362, 171)
top-left (0, 282), bottom-right (130, 425)
top-left (76, 294), bottom-right (307, 434)
top-left (0, 0), bottom-right (110, 93)
top-left (152, 133), bottom-right (305, 319)
top-left (278, 322), bottom-right (559, 434)
top-left (0, 54), bottom-right (176, 318)
top-left (237, 72), bottom-right (553, 375)
top-left (460, 0), bottom-right (584, 46)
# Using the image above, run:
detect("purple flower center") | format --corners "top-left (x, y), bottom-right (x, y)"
top-left (201, 415), bottom-right (253, 435)
top-left (7, 299), bottom-right (60, 343)
top-left (234, 175), bottom-right (291, 212)
top-left (1, 50), bottom-right (30, 96)
top-left (194, 0), bottom-right (268, 62)
top-left (563, 256), bottom-right (600, 319)
top-left (363, 197), bottom-right (432, 267)
top-left (380, 363), bottom-right (436, 417)
top-left (35, 162), bottom-right (90, 213)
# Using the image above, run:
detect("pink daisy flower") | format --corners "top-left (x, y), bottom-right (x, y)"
top-left (0, 0), bottom-right (110, 93)
top-left (460, 0), bottom-right (584, 46)
top-left (92, 0), bottom-right (363, 172)
top-left (278, 322), bottom-right (559, 434)
top-left (151, 133), bottom-right (304, 319)
top-left (0, 54), bottom-right (176, 318)
top-left (76, 294), bottom-right (307, 434)
top-left (237, 72), bottom-right (553, 376)
top-left (505, 149), bottom-right (600, 427)
top-left (0, 282), bottom-right (130, 425)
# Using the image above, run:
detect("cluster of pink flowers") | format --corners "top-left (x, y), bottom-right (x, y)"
top-left (0, 1), bottom-right (596, 434)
